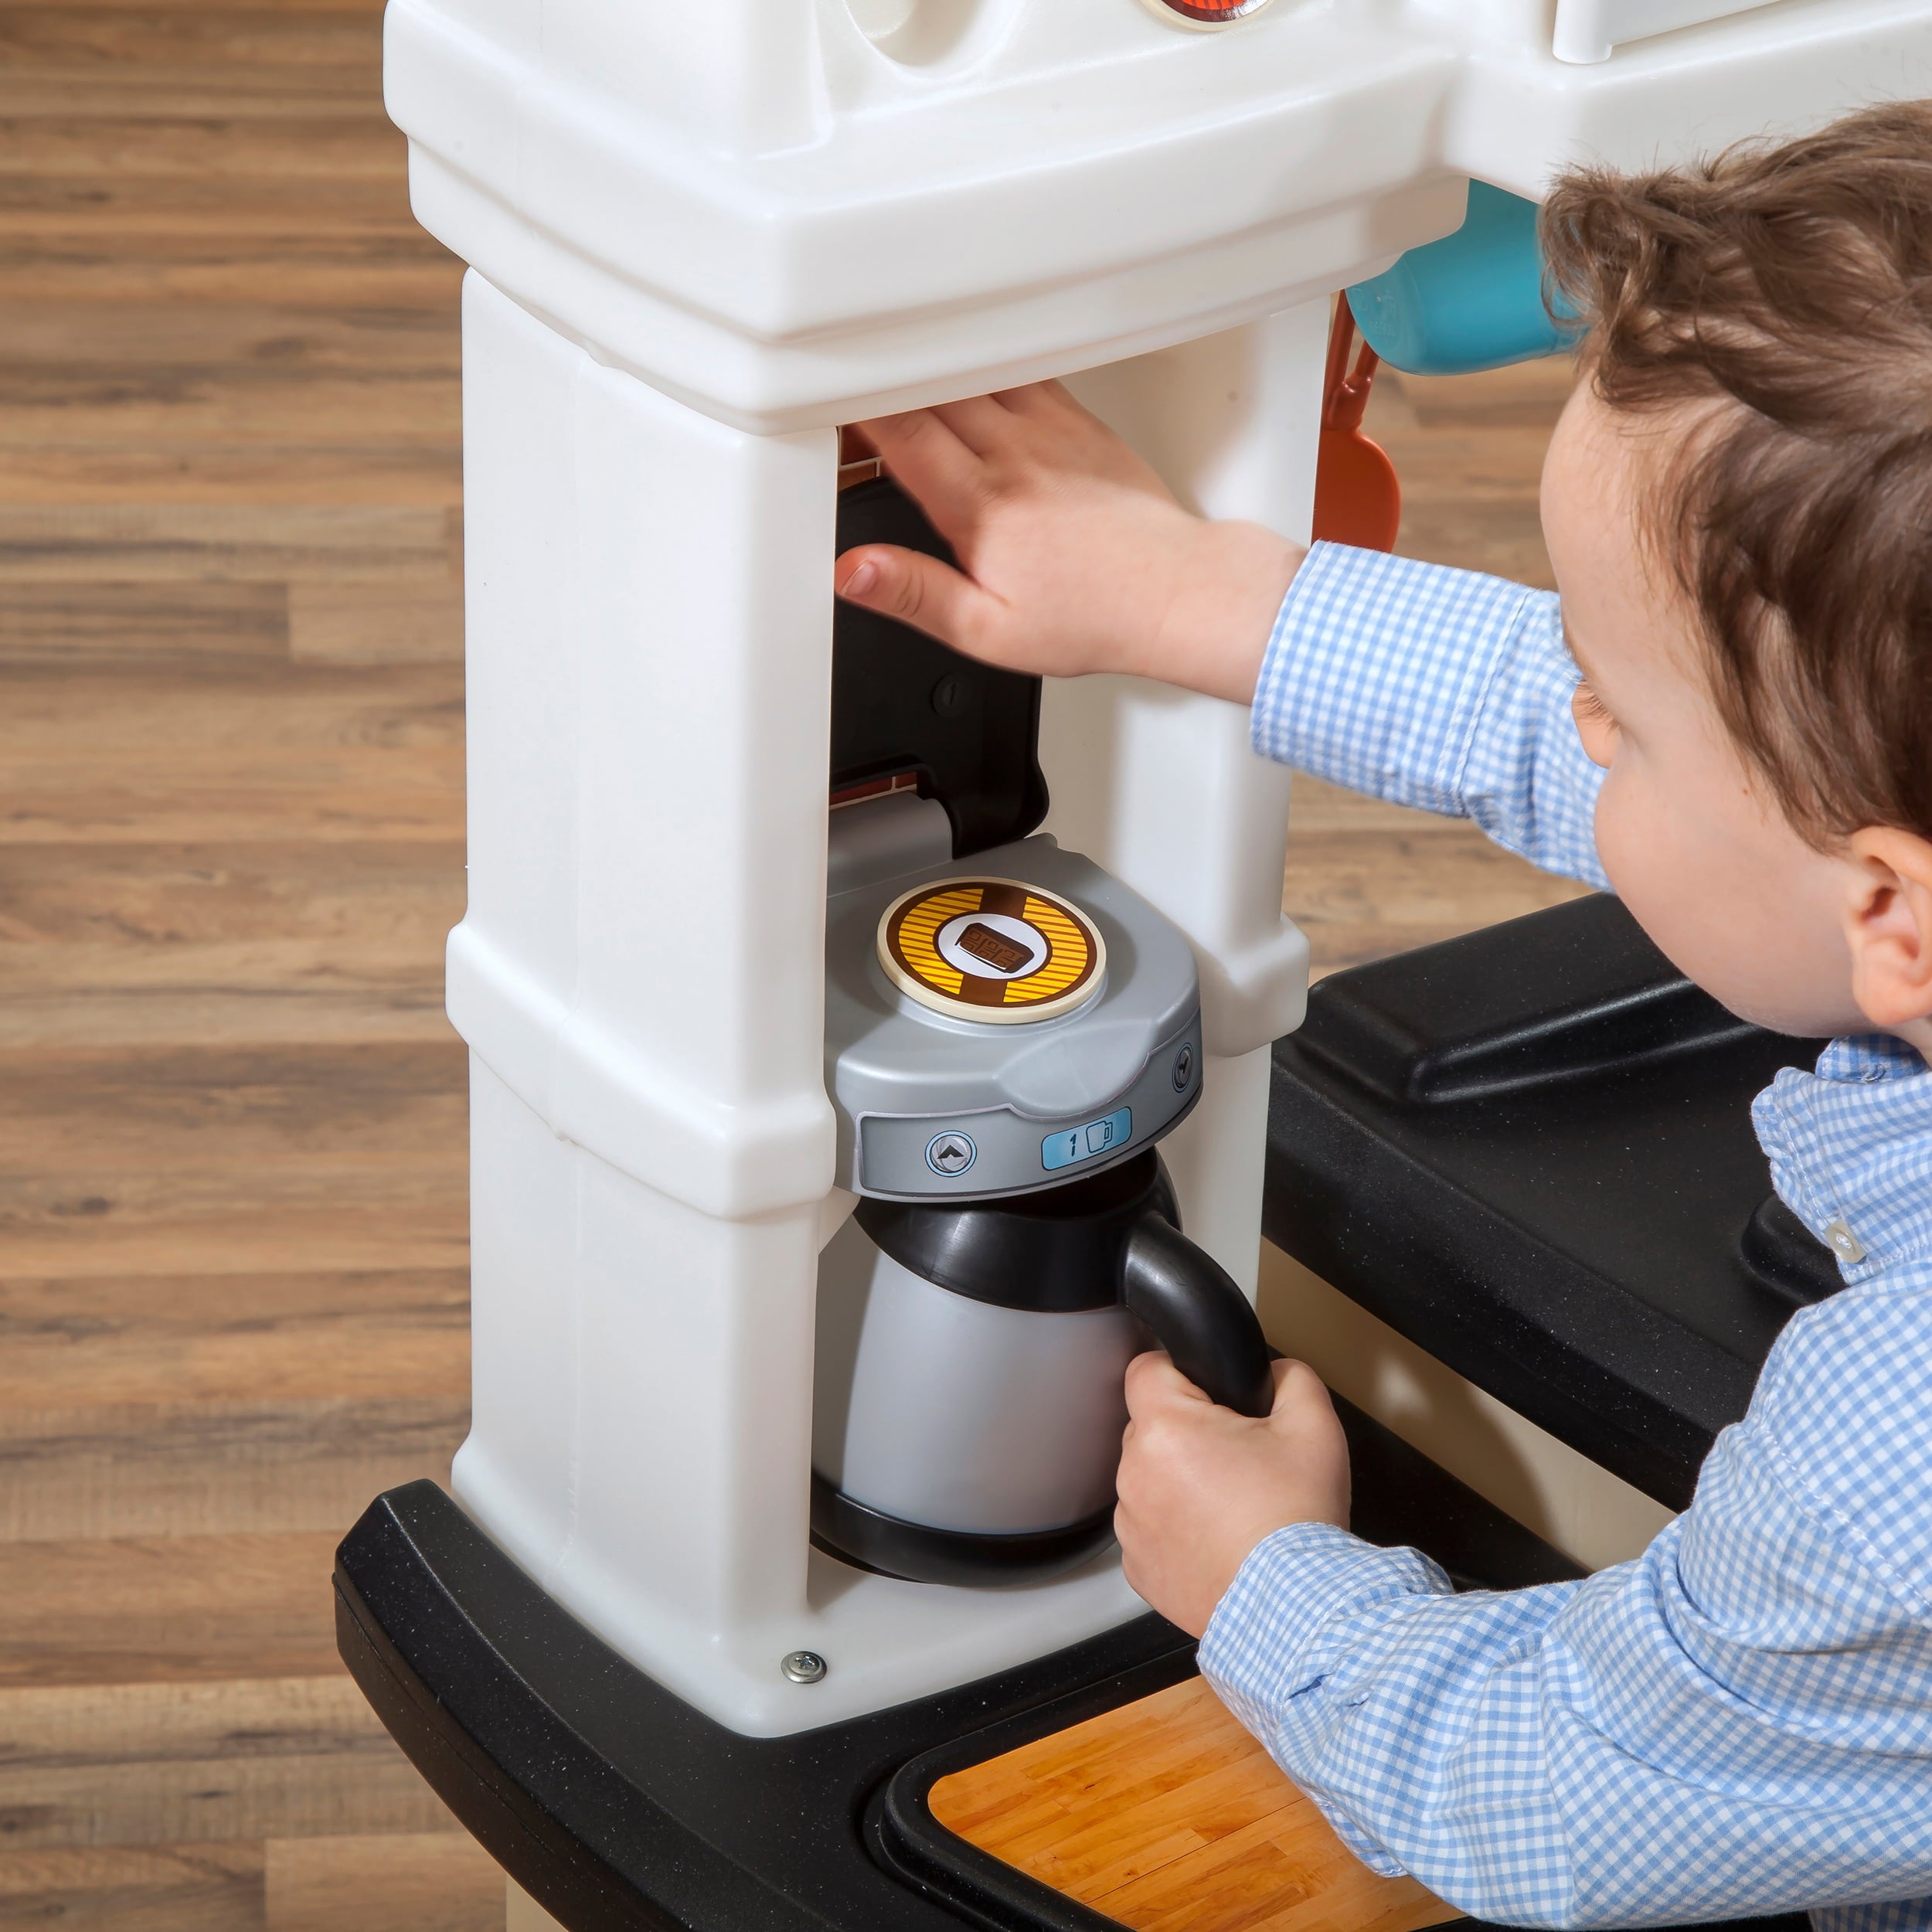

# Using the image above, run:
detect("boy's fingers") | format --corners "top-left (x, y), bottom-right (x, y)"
top-left (930, 394), bottom-right (1020, 456)
top-left (995, 379), bottom-right (1074, 419)
top-left (1001, 379), bottom-right (1111, 447)
top-left (835, 544), bottom-right (1001, 657)
top-left (1123, 1350), bottom-right (1172, 1413)
top-left (1267, 1358), bottom-right (1338, 1427)
top-left (856, 410), bottom-right (983, 527)
top-left (1124, 1349), bottom-right (1211, 1416)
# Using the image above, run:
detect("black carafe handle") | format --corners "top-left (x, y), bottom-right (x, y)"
top-left (1119, 1213), bottom-right (1275, 1419)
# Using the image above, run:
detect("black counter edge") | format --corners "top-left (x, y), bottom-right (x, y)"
top-left (334, 1487), bottom-right (816, 1932)
top-left (335, 1394), bottom-right (1592, 1932)
top-left (871, 1648), bottom-right (1204, 1932)
top-left (1264, 1053), bottom-right (1753, 1512)
top-left (335, 1454), bottom-right (1808, 1931)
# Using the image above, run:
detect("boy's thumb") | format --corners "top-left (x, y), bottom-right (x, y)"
top-left (835, 544), bottom-right (995, 658)
top-left (1267, 1357), bottom-right (1318, 1417)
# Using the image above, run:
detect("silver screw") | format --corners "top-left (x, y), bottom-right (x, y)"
top-left (781, 1650), bottom-right (827, 1684)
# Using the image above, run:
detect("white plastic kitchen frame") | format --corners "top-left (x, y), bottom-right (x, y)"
top-left (1553, 0), bottom-right (1781, 66)
top-left (386, 0), bottom-right (1932, 1737)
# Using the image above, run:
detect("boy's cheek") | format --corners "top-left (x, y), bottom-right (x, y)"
top-left (1595, 766), bottom-right (1863, 1037)
top-left (1597, 769), bottom-right (1751, 992)
top-left (1590, 767), bottom-right (1659, 910)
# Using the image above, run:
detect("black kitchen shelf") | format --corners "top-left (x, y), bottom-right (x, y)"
top-left (1264, 892), bottom-right (1835, 1512)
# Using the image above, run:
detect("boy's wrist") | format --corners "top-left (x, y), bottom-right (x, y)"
top-left (1197, 1520), bottom-right (1375, 1706)
top-left (1140, 520), bottom-right (1303, 706)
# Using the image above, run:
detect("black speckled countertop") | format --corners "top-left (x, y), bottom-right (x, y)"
top-left (1262, 893), bottom-right (1835, 1512)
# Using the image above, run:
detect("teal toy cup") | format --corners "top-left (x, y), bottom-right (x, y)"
top-left (1346, 181), bottom-right (1581, 377)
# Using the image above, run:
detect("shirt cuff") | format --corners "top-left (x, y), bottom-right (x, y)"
top-left (1200, 1522), bottom-right (1426, 1732)
top-left (1249, 543), bottom-right (1542, 811)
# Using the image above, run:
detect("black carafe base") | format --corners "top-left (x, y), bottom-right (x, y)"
top-left (809, 1474), bottom-right (1116, 1589)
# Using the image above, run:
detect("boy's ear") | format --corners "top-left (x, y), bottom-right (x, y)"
top-left (1843, 828), bottom-right (1932, 1030)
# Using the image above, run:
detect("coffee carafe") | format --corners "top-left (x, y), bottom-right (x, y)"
top-left (815, 474), bottom-right (1274, 1587)
top-left (815, 1150), bottom-right (1272, 1585)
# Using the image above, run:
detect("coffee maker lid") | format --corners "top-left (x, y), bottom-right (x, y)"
top-left (877, 877), bottom-right (1104, 1026)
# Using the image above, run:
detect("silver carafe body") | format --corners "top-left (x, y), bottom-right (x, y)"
top-left (813, 1215), bottom-right (1141, 1539)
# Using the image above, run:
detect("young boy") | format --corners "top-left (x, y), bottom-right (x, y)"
top-left (835, 105), bottom-right (1932, 1930)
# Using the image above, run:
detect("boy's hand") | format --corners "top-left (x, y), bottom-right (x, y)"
top-left (1116, 1352), bottom-right (1350, 1638)
top-left (836, 383), bottom-right (1301, 706)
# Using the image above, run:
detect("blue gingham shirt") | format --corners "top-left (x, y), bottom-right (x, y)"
top-left (1202, 543), bottom-right (1932, 1929)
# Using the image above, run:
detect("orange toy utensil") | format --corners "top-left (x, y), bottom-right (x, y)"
top-left (1312, 293), bottom-right (1401, 552)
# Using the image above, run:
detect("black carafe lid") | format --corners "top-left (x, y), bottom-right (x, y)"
top-left (854, 1151), bottom-right (1275, 1419)
top-left (854, 1151), bottom-right (1179, 1313)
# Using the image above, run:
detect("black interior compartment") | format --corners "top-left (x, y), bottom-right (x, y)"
top-left (832, 476), bottom-right (1048, 858)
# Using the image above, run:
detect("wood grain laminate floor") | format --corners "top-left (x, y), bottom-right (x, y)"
top-left (0, 5), bottom-right (1583, 1924)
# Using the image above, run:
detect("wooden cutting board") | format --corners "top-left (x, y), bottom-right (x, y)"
top-left (928, 1676), bottom-right (1459, 1932)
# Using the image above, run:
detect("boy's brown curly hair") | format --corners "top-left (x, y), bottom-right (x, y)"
top-left (1541, 101), bottom-right (1932, 849)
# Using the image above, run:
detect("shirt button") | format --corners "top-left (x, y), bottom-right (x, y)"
top-left (1825, 1219), bottom-right (1866, 1264)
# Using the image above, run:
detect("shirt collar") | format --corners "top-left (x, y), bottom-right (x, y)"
top-left (1752, 1034), bottom-right (1932, 1282)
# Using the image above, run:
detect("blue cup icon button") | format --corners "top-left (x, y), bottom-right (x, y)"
top-left (1042, 1107), bottom-right (1132, 1173)
top-left (925, 1131), bottom-right (977, 1179)
top-left (1172, 1043), bottom-right (1196, 1093)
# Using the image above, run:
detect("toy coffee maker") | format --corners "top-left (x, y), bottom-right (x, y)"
top-left (815, 472), bottom-right (1274, 1588)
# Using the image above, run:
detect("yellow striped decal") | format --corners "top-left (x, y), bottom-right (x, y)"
top-left (893, 883), bottom-right (980, 997)
top-left (1005, 895), bottom-right (1092, 1005)
top-left (878, 876), bottom-right (1105, 1025)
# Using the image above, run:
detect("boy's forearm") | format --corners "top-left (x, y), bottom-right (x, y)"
top-left (1252, 545), bottom-right (1610, 890)
top-left (1202, 1458), bottom-right (1932, 1926)
top-left (1200, 1524), bottom-right (1583, 1910)
top-left (1141, 520), bottom-right (1301, 705)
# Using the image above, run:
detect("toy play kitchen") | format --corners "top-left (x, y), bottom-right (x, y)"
top-left (334, 2), bottom-right (1932, 1927)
